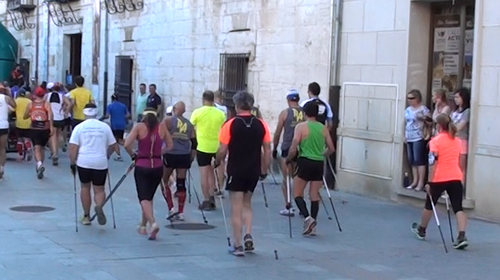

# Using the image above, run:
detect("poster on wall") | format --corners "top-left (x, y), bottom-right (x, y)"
top-left (463, 16), bottom-right (474, 89)
top-left (432, 14), bottom-right (461, 93)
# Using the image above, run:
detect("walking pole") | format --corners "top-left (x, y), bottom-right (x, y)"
top-left (73, 173), bottom-right (78, 232)
top-left (322, 176), bottom-right (342, 232)
top-left (428, 192), bottom-right (449, 253)
top-left (444, 192), bottom-right (454, 242)
top-left (107, 172), bottom-right (117, 229)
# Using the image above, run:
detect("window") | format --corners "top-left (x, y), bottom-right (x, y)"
top-left (218, 53), bottom-right (249, 107)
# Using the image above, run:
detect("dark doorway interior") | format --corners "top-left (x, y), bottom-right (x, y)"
top-left (68, 33), bottom-right (82, 81)
top-left (114, 56), bottom-right (133, 112)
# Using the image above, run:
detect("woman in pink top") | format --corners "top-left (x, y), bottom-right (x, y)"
top-left (411, 114), bottom-right (468, 250)
top-left (125, 108), bottom-right (173, 240)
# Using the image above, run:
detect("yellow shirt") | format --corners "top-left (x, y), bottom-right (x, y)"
top-left (190, 105), bottom-right (226, 153)
top-left (15, 97), bottom-right (31, 129)
top-left (69, 87), bottom-right (93, 120)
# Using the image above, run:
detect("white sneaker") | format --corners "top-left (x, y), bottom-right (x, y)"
top-left (175, 213), bottom-right (185, 221)
top-left (166, 209), bottom-right (178, 221)
top-left (279, 208), bottom-right (295, 217)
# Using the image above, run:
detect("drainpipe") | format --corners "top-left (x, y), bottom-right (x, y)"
top-left (102, 10), bottom-right (109, 112)
top-left (45, 4), bottom-right (50, 81)
top-left (34, 0), bottom-right (40, 83)
top-left (91, 0), bottom-right (101, 110)
top-left (330, 0), bottom-right (342, 86)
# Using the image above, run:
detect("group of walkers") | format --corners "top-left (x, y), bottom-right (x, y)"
top-left (0, 76), bottom-right (93, 179)
top-left (1, 74), bottom-right (471, 254)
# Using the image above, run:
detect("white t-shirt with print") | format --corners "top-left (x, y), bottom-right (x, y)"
top-left (451, 108), bottom-right (470, 140)
top-left (215, 102), bottom-right (228, 117)
top-left (404, 105), bottom-right (430, 142)
top-left (69, 118), bottom-right (116, 170)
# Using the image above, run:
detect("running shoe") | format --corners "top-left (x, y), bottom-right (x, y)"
top-left (137, 225), bottom-right (147, 235)
top-left (308, 227), bottom-right (317, 236)
top-left (149, 223), bottom-right (160, 240)
top-left (230, 246), bottom-right (245, 257)
top-left (209, 196), bottom-right (216, 210)
top-left (302, 216), bottom-right (316, 235)
top-left (36, 165), bottom-right (45, 179)
top-left (0, 167), bottom-right (4, 179)
top-left (175, 213), bottom-right (185, 221)
top-left (166, 210), bottom-right (178, 221)
top-left (26, 150), bottom-right (33, 161)
top-left (199, 201), bottom-right (211, 211)
top-left (279, 208), bottom-right (295, 217)
top-left (114, 156), bottom-right (123, 162)
top-left (62, 144), bottom-right (67, 152)
top-left (411, 222), bottom-right (426, 240)
top-left (52, 156), bottom-right (58, 166)
top-left (94, 205), bottom-right (107, 225)
top-left (453, 236), bottom-right (469, 250)
top-left (244, 234), bottom-right (254, 252)
top-left (81, 216), bottom-right (91, 225)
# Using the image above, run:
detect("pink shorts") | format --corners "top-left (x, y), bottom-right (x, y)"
top-left (460, 139), bottom-right (468, 155)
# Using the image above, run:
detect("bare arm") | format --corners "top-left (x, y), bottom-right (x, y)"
top-left (215, 144), bottom-right (228, 164)
top-left (272, 110), bottom-right (286, 152)
top-left (63, 96), bottom-right (71, 115)
top-left (69, 144), bottom-right (78, 165)
top-left (44, 101), bottom-right (55, 134)
top-left (161, 122), bottom-right (174, 150)
top-left (262, 141), bottom-right (271, 175)
top-left (124, 124), bottom-right (139, 156)
top-left (323, 125), bottom-right (335, 157)
top-left (23, 102), bottom-right (32, 120)
top-left (286, 124), bottom-right (303, 162)
top-left (6, 95), bottom-right (16, 108)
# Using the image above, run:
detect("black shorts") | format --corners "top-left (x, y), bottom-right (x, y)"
top-left (53, 120), bottom-right (65, 128)
top-left (77, 166), bottom-right (108, 186)
top-left (0, 128), bottom-right (8, 136)
top-left (281, 148), bottom-right (289, 158)
top-left (72, 119), bottom-right (83, 129)
top-left (163, 153), bottom-right (191, 169)
top-left (65, 118), bottom-right (72, 128)
top-left (30, 129), bottom-right (50, 146)
top-left (16, 128), bottom-right (30, 138)
top-left (112, 129), bottom-right (124, 140)
top-left (425, 180), bottom-right (464, 214)
top-left (226, 175), bottom-right (259, 193)
top-left (134, 166), bottom-right (163, 201)
top-left (296, 157), bottom-right (324, 182)
top-left (196, 150), bottom-right (216, 167)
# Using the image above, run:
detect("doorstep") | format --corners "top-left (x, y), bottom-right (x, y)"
top-left (397, 188), bottom-right (475, 209)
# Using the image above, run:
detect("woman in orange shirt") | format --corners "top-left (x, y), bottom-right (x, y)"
top-left (411, 114), bottom-right (468, 250)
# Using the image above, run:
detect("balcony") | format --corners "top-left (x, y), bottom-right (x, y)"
top-left (7, 0), bottom-right (36, 12)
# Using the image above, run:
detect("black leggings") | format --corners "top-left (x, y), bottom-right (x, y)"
top-left (134, 166), bottom-right (163, 201)
top-left (425, 180), bottom-right (464, 213)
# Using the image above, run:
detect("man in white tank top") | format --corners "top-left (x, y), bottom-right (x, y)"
top-left (48, 83), bottom-right (71, 165)
top-left (0, 85), bottom-right (17, 178)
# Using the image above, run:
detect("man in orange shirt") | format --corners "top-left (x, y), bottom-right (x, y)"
top-left (411, 114), bottom-right (468, 250)
top-left (215, 91), bottom-right (271, 257)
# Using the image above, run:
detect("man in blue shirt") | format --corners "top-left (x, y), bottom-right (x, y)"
top-left (101, 94), bottom-right (130, 161)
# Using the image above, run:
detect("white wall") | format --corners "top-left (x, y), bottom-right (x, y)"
top-left (1, 0), bottom-right (334, 127)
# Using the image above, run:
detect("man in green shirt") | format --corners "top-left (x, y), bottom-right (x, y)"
top-left (135, 83), bottom-right (148, 122)
top-left (286, 102), bottom-right (335, 236)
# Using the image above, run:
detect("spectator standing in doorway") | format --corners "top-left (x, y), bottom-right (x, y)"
top-left (101, 94), bottom-right (130, 161)
top-left (69, 76), bottom-right (94, 129)
top-left (451, 88), bottom-right (470, 185)
top-left (147, 84), bottom-right (163, 118)
top-left (10, 64), bottom-right (24, 86)
top-left (404, 89), bottom-right (430, 192)
top-left (136, 83), bottom-right (148, 122)
top-left (429, 89), bottom-right (451, 137)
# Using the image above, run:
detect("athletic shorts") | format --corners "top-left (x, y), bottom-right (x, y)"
top-left (53, 120), bottom-right (65, 128)
top-left (77, 166), bottom-right (108, 186)
top-left (112, 129), bottom-right (124, 140)
top-left (196, 150), bottom-right (216, 167)
top-left (296, 157), bottom-right (324, 182)
top-left (30, 129), bottom-right (50, 147)
top-left (0, 128), bottom-right (8, 136)
top-left (134, 166), bottom-right (163, 201)
top-left (425, 180), bottom-right (463, 214)
top-left (16, 128), bottom-right (30, 138)
top-left (226, 175), bottom-right (259, 193)
top-left (71, 119), bottom-right (83, 129)
top-left (163, 153), bottom-right (191, 169)
top-left (281, 148), bottom-right (289, 158)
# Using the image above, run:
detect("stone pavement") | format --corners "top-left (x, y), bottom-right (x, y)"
top-left (1, 151), bottom-right (500, 280)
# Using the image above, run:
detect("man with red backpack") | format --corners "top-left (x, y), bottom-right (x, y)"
top-left (23, 88), bottom-right (54, 179)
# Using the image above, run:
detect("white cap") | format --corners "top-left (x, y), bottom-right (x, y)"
top-left (47, 82), bottom-right (55, 90)
top-left (166, 105), bottom-right (173, 114)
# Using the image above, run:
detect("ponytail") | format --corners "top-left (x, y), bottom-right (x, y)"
top-left (447, 122), bottom-right (457, 139)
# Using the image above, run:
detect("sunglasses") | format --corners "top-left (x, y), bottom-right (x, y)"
top-left (407, 96), bottom-right (416, 100)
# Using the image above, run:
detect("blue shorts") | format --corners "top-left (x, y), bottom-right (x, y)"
top-left (406, 140), bottom-right (427, 166)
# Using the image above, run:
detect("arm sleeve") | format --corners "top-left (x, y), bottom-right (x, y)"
top-left (429, 138), bottom-right (439, 154)
top-left (461, 109), bottom-right (470, 122)
top-left (219, 119), bottom-right (233, 145)
top-left (260, 120), bottom-right (272, 143)
top-left (326, 103), bottom-right (334, 119)
top-left (69, 126), bottom-right (79, 145)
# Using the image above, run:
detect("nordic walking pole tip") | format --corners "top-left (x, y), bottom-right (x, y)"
top-left (274, 250), bottom-right (279, 260)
